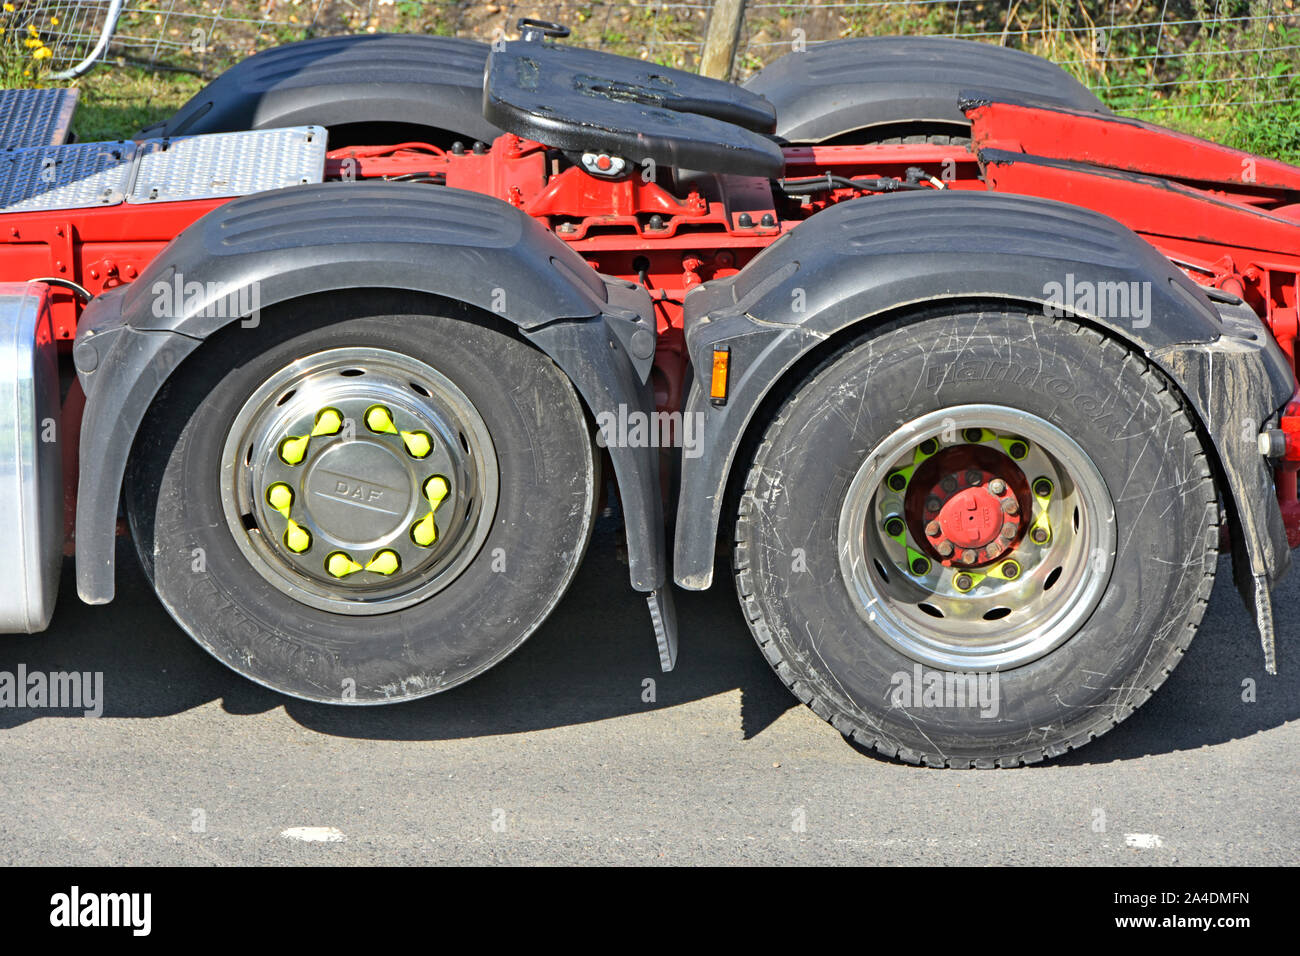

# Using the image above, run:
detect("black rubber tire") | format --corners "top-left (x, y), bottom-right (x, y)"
top-left (733, 310), bottom-right (1218, 767)
top-left (126, 293), bottom-right (596, 704)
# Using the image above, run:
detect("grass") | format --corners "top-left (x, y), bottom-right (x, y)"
top-left (2, 1), bottom-right (1297, 163)
top-left (69, 66), bottom-right (203, 141)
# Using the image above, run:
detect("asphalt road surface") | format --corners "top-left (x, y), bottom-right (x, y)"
top-left (0, 520), bottom-right (1295, 865)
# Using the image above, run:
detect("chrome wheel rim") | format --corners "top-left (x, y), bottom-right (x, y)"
top-left (837, 404), bottom-right (1116, 670)
top-left (219, 346), bottom-right (498, 615)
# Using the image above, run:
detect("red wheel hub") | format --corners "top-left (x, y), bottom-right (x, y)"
top-left (904, 443), bottom-right (1029, 567)
top-left (939, 486), bottom-right (1004, 548)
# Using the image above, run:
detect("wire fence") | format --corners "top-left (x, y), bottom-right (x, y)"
top-left (6, 0), bottom-right (1299, 116)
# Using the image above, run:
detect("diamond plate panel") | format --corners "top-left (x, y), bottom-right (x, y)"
top-left (0, 89), bottom-right (79, 150)
top-left (0, 141), bottom-right (135, 212)
top-left (128, 126), bottom-right (328, 204)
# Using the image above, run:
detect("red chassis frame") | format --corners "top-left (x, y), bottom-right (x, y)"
top-left (3, 99), bottom-right (1300, 538)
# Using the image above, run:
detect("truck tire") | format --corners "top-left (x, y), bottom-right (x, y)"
top-left (745, 36), bottom-right (1108, 144)
top-left (126, 294), bottom-right (595, 703)
top-left (732, 309), bottom-right (1218, 767)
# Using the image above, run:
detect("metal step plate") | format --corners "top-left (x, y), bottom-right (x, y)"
top-left (0, 89), bottom-right (79, 150)
top-left (129, 127), bottom-right (327, 204)
top-left (0, 141), bottom-right (136, 212)
top-left (0, 126), bottom-right (327, 213)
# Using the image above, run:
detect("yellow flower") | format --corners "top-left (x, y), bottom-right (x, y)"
top-left (51, 16), bottom-right (59, 25)
top-left (24, 37), bottom-right (41, 48)
top-left (33, 46), bottom-right (51, 59)
top-left (27, 24), bottom-right (38, 36)
top-left (2, 3), bottom-right (15, 11)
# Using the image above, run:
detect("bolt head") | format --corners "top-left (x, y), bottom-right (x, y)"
top-left (988, 478), bottom-right (1007, 495)
top-left (985, 540), bottom-right (1004, 559)
top-left (965, 470), bottom-right (982, 486)
top-left (954, 573), bottom-right (973, 590)
top-left (1001, 498), bottom-right (1020, 515)
top-left (940, 476), bottom-right (958, 493)
top-left (926, 495), bottom-right (943, 513)
top-left (1000, 522), bottom-right (1017, 539)
top-left (1033, 478), bottom-right (1053, 497)
top-left (961, 549), bottom-right (978, 564)
top-left (925, 520), bottom-right (941, 537)
top-left (1031, 527), bottom-right (1049, 544)
top-left (936, 541), bottom-right (955, 558)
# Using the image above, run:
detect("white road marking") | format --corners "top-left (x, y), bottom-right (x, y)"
top-left (1124, 833), bottom-right (1164, 849)
top-left (280, 826), bottom-right (346, 843)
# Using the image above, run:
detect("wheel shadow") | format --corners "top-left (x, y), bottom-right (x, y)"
top-left (0, 519), bottom-right (798, 740)
top-left (1, 534), bottom-right (1294, 762)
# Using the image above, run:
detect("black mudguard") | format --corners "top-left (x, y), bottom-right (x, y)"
top-left (745, 37), bottom-right (1108, 143)
top-left (73, 183), bottom-right (665, 616)
top-left (137, 33), bottom-right (500, 143)
top-left (673, 191), bottom-right (1293, 665)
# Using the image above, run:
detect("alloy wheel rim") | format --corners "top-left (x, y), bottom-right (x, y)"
top-left (837, 404), bottom-right (1116, 670)
top-left (219, 346), bottom-right (498, 615)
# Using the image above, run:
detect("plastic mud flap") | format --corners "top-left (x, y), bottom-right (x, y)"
top-left (672, 191), bottom-right (1294, 669)
top-left (72, 183), bottom-right (672, 657)
top-left (0, 283), bottom-right (63, 632)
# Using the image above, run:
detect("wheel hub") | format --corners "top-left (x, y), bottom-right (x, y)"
top-left (837, 405), bottom-right (1116, 670)
top-left (302, 440), bottom-right (415, 545)
top-left (219, 346), bottom-right (499, 615)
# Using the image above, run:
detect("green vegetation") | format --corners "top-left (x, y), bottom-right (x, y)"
top-left (0, 1), bottom-right (1295, 162)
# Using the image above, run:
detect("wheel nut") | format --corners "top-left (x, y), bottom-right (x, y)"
top-left (940, 476), bottom-right (958, 493)
top-left (1031, 527), bottom-right (1049, 544)
top-left (1008, 441), bottom-right (1028, 460)
top-left (911, 556), bottom-right (930, 575)
top-left (962, 428), bottom-right (983, 443)
top-left (1001, 560), bottom-right (1021, 579)
top-left (988, 478), bottom-right (1007, 495)
top-left (887, 471), bottom-right (908, 492)
top-left (961, 549), bottom-right (978, 564)
top-left (924, 520), bottom-right (941, 537)
top-left (884, 516), bottom-right (905, 537)
top-left (936, 541), bottom-right (954, 558)
top-left (1033, 477), bottom-right (1053, 497)
top-left (965, 470), bottom-right (982, 486)
top-left (1000, 522), bottom-right (1017, 539)
top-left (926, 495), bottom-right (943, 513)
top-left (954, 573), bottom-right (973, 591)
top-left (1001, 497), bottom-right (1020, 515)
top-left (985, 540), bottom-right (1004, 559)
top-left (919, 438), bottom-right (938, 455)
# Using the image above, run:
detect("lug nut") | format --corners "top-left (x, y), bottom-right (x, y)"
top-left (940, 476), bottom-right (958, 493)
top-left (1008, 441), bottom-right (1028, 460)
top-left (924, 520), bottom-right (941, 537)
top-left (954, 573), bottom-right (974, 591)
top-left (962, 428), bottom-right (983, 443)
top-left (961, 549), bottom-right (978, 564)
top-left (1000, 522), bottom-right (1017, 539)
top-left (1033, 477), bottom-right (1053, 497)
top-left (936, 541), bottom-right (954, 558)
top-left (1001, 498), bottom-right (1020, 515)
top-left (919, 438), bottom-right (938, 455)
top-left (911, 557), bottom-right (930, 575)
top-left (887, 472), bottom-right (908, 492)
top-left (926, 495), bottom-right (943, 513)
top-left (884, 516), bottom-right (905, 537)
top-left (1001, 560), bottom-right (1021, 579)
top-left (988, 478), bottom-right (1007, 495)
top-left (965, 470), bottom-right (982, 486)
top-left (1031, 527), bottom-right (1049, 544)
top-left (985, 540), bottom-right (1005, 559)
